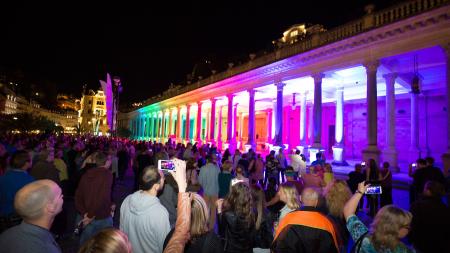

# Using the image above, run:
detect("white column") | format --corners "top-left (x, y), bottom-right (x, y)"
top-left (441, 43), bottom-right (450, 174)
top-left (185, 105), bottom-right (191, 142)
top-left (196, 102), bottom-right (203, 143)
top-left (362, 60), bottom-right (381, 164)
top-left (233, 103), bottom-right (238, 144)
top-left (410, 92), bottom-right (420, 161)
top-left (272, 99), bottom-right (276, 142)
top-left (217, 106), bottom-right (223, 150)
top-left (161, 109), bottom-right (167, 143)
top-left (267, 110), bottom-right (272, 143)
top-left (176, 107), bottom-right (182, 143)
top-left (247, 89), bottom-right (256, 150)
top-left (169, 109), bottom-right (173, 138)
top-left (226, 94), bottom-right (235, 152)
top-left (309, 73), bottom-right (324, 161)
top-left (332, 86), bottom-right (347, 165)
top-left (299, 92), bottom-right (307, 148)
top-left (382, 73), bottom-right (399, 170)
top-left (274, 82), bottom-right (285, 147)
top-left (205, 108), bottom-right (210, 142)
top-left (209, 98), bottom-right (217, 145)
top-left (312, 73), bottom-right (324, 148)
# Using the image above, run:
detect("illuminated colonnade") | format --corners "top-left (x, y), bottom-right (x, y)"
top-left (120, 4), bottom-right (450, 172)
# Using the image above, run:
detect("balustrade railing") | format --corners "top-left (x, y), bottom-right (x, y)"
top-left (128, 0), bottom-right (449, 112)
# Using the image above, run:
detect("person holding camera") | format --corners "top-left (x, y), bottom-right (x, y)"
top-left (344, 182), bottom-right (414, 253)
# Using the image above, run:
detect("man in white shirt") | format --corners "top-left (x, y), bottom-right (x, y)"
top-left (290, 150), bottom-right (306, 179)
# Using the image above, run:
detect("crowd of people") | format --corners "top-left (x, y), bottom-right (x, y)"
top-left (0, 133), bottom-right (449, 253)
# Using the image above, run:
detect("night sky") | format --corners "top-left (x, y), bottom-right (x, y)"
top-left (0, 1), bottom-right (399, 106)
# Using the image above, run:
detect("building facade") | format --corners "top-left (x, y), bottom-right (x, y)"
top-left (78, 89), bottom-right (109, 135)
top-left (119, 0), bottom-right (450, 172)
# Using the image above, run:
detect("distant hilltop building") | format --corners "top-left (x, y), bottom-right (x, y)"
top-left (57, 94), bottom-right (80, 111)
top-left (78, 89), bottom-right (109, 136)
top-left (273, 23), bottom-right (327, 47)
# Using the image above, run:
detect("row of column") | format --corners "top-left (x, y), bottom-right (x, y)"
top-left (130, 51), bottom-right (449, 168)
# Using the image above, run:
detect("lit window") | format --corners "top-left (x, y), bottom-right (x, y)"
top-left (290, 30), bottom-right (298, 37)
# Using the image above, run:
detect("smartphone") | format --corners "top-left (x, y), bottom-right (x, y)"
top-left (361, 162), bottom-right (366, 166)
top-left (365, 185), bottom-right (382, 195)
top-left (412, 163), bottom-right (417, 168)
top-left (158, 160), bottom-right (176, 172)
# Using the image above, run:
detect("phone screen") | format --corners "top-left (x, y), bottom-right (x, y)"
top-left (158, 160), bottom-right (176, 172)
top-left (365, 185), bottom-right (382, 195)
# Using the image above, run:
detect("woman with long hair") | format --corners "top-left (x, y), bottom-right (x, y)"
top-left (344, 182), bottom-right (414, 253)
top-left (186, 158), bottom-right (201, 192)
top-left (324, 180), bottom-right (352, 252)
top-left (217, 182), bottom-right (256, 253)
top-left (222, 149), bottom-right (232, 164)
top-left (277, 182), bottom-right (301, 221)
top-left (164, 193), bottom-right (223, 253)
top-left (251, 185), bottom-right (273, 253)
top-left (78, 228), bottom-right (132, 253)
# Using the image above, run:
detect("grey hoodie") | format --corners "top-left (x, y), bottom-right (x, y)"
top-left (120, 191), bottom-right (170, 253)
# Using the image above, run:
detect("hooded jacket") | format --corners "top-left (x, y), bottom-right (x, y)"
top-left (120, 190), bottom-right (171, 253)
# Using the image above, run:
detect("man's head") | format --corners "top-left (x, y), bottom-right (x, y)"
top-left (140, 166), bottom-right (164, 193)
top-left (285, 166), bottom-right (296, 180)
top-left (423, 180), bottom-right (445, 198)
top-left (316, 152), bottom-right (322, 160)
top-left (10, 150), bottom-right (32, 170)
top-left (300, 187), bottom-right (319, 208)
top-left (14, 180), bottom-right (63, 223)
top-left (355, 163), bottom-right (362, 173)
top-left (269, 150), bottom-right (275, 157)
top-left (382, 162), bottom-right (390, 169)
top-left (295, 150), bottom-right (301, 155)
top-left (425, 157), bottom-right (435, 167)
top-left (95, 151), bottom-right (111, 168)
top-left (416, 158), bottom-right (427, 169)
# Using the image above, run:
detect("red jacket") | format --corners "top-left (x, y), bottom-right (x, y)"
top-left (75, 167), bottom-right (112, 219)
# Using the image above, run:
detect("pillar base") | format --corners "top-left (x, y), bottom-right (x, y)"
top-left (362, 146), bottom-right (381, 164)
top-left (382, 148), bottom-right (399, 172)
top-left (296, 145), bottom-right (308, 156)
top-left (309, 148), bottom-right (320, 163)
top-left (271, 145), bottom-right (282, 155)
top-left (332, 146), bottom-right (348, 166)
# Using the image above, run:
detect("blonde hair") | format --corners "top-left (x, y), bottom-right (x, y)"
top-left (370, 205), bottom-right (412, 251)
top-left (251, 185), bottom-right (265, 230)
top-left (78, 228), bottom-right (132, 253)
top-left (190, 194), bottom-right (210, 238)
top-left (324, 180), bottom-right (352, 218)
top-left (279, 182), bottom-right (300, 210)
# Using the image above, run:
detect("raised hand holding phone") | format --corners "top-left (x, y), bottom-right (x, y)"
top-left (169, 158), bottom-right (187, 193)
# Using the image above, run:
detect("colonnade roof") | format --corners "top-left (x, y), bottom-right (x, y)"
top-left (128, 1), bottom-right (449, 116)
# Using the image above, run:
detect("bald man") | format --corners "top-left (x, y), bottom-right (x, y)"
top-left (272, 187), bottom-right (338, 253)
top-left (0, 179), bottom-right (63, 253)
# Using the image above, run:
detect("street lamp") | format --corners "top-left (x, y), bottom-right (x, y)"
top-left (112, 76), bottom-right (122, 137)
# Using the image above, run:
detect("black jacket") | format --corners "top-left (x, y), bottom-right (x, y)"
top-left (271, 207), bottom-right (338, 253)
top-left (253, 209), bottom-right (274, 249)
top-left (218, 211), bottom-right (256, 253)
top-left (409, 196), bottom-right (450, 253)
